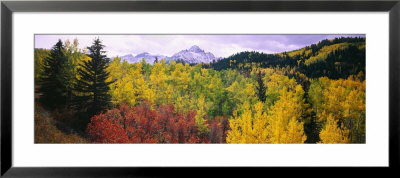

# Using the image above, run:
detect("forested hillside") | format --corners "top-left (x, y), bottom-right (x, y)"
top-left (207, 37), bottom-right (365, 80)
top-left (34, 37), bottom-right (365, 144)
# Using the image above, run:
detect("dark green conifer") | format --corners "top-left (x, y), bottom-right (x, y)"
top-left (255, 70), bottom-right (267, 102)
top-left (38, 39), bottom-right (67, 109)
top-left (74, 38), bottom-right (112, 116)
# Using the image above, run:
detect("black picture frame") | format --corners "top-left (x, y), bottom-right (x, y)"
top-left (1, 0), bottom-right (399, 177)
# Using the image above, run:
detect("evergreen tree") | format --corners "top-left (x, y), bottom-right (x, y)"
top-left (61, 39), bottom-right (80, 108)
top-left (255, 70), bottom-right (267, 102)
top-left (74, 38), bottom-right (112, 116)
top-left (38, 39), bottom-right (67, 109)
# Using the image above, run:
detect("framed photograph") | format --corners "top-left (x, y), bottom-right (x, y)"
top-left (1, 0), bottom-right (399, 177)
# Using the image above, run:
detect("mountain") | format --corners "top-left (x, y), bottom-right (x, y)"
top-left (120, 54), bottom-right (136, 63)
top-left (120, 52), bottom-right (167, 65)
top-left (117, 45), bottom-right (219, 65)
top-left (134, 52), bottom-right (167, 65)
top-left (169, 45), bottom-right (218, 64)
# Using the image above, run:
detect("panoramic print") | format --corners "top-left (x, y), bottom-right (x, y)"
top-left (34, 34), bottom-right (366, 144)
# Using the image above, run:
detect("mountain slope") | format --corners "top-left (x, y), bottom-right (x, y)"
top-left (207, 37), bottom-right (365, 79)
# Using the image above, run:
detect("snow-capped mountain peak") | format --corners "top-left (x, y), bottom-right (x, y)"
top-left (119, 54), bottom-right (135, 63)
top-left (117, 45), bottom-right (220, 64)
top-left (188, 45), bottom-right (204, 53)
top-left (136, 52), bottom-right (150, 57)
top-left (120, 53), bottom-right (166, 64)
top-left (170, 45), bottom-right (217, 64)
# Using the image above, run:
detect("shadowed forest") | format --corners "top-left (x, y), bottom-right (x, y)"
top-left (34, 36), bottom-right (365, 144)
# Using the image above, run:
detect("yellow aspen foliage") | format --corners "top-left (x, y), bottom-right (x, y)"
top-left (315, 77), bottom-right (365, 122)
top-left (267, 86), bottom-right (307, 143)
top-left (304, 43), bottom-right (350, 65)
top-left (321, 85), bottom-right (346, 121)
top-left (265, 73), bottom-right (298, 92)
top-left (170, 62), bottom-right (190, 90)
top-left (195, 95), bottom-right (209, 134)
top-left (174, 95), bottom-right (192, 113)
top-left (342, 87), bottom-right (365, 143)
top-left (108, 62), bottom-right (154, 107)
top-left (34, 49), bottom-right (50, 80)
top-left (175, 96), bottom-right (185, 113)
top-left (265, 73), bottom-right (298, 107)
top-left (226, 81), bottom-right (257, 114)
top-left (226, 102), bottom-right (269, 143)
top-left (285, 118), bottom-right (307, 143)
top-left (133, 72), bottom-right (154, 105)
top-left (285, 48), bottom-right (313, 58)
top-left (226, 76), bottom-right (308, 144)
top-left (244, 83), bottom-right (256, 97)
top-left (319, 115), bottom-right (350, 143)
top-left (304, 42), bottom-right (364, 66)
top-left (167, 62), bottom-right (193, 112)
top-left (309, 76), bottom-right (365, 143)
top-left (150, 61), bottom-right (169, 106)
top-left (111, 75), bottom-right (137, 106)
top-left (107, 57), bottom-right (124, 82)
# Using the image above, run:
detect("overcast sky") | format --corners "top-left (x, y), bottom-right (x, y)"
top-left (35, 34), bottom-right (365, 58)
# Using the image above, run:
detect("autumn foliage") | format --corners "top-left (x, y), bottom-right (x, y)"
top-left (86, 114), bottom-right (129, 143)
top-left (86, 103), bottom-right (228, 143)
top-left (35, 37), bottom-right (366, 144)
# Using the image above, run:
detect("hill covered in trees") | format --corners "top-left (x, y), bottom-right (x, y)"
top-left (206, 37), bottom-right (365, 80)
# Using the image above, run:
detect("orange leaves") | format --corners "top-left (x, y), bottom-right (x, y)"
top-left (86, 114), bottom-right (129, 143)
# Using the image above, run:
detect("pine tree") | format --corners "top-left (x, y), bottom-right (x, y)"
top-left (38, 39), bottom-right (67, 109)
top-left (255, 70), bottom-right (267, 102)
top-left (74, 38), bottom-right (112, 116)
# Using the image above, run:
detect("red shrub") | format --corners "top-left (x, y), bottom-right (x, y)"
top-left (86, 103), bottom-right (230, 143)
top-left (87, 104), bottom-right (214, 143)
top-left (86, 114), bottom-right (129, 143)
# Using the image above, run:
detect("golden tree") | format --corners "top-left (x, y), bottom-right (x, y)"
top-left (319, 114), bottom-right (350, 143)
top-left (267, 85), bottom-right (307, 143)
top-left (226, 102), bottom-right (269, 143)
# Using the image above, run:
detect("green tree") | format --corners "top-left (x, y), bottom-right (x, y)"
top-left (255, 70), bottom-right (267, 102)
top-left (74, 38), bottom-right (112, 116)
top-left (34, 48), bottom-right (50, 82)
top-left (61, 39), bottom-right (81, 107)
top-left (38, 39), bottom-right (67, 109)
